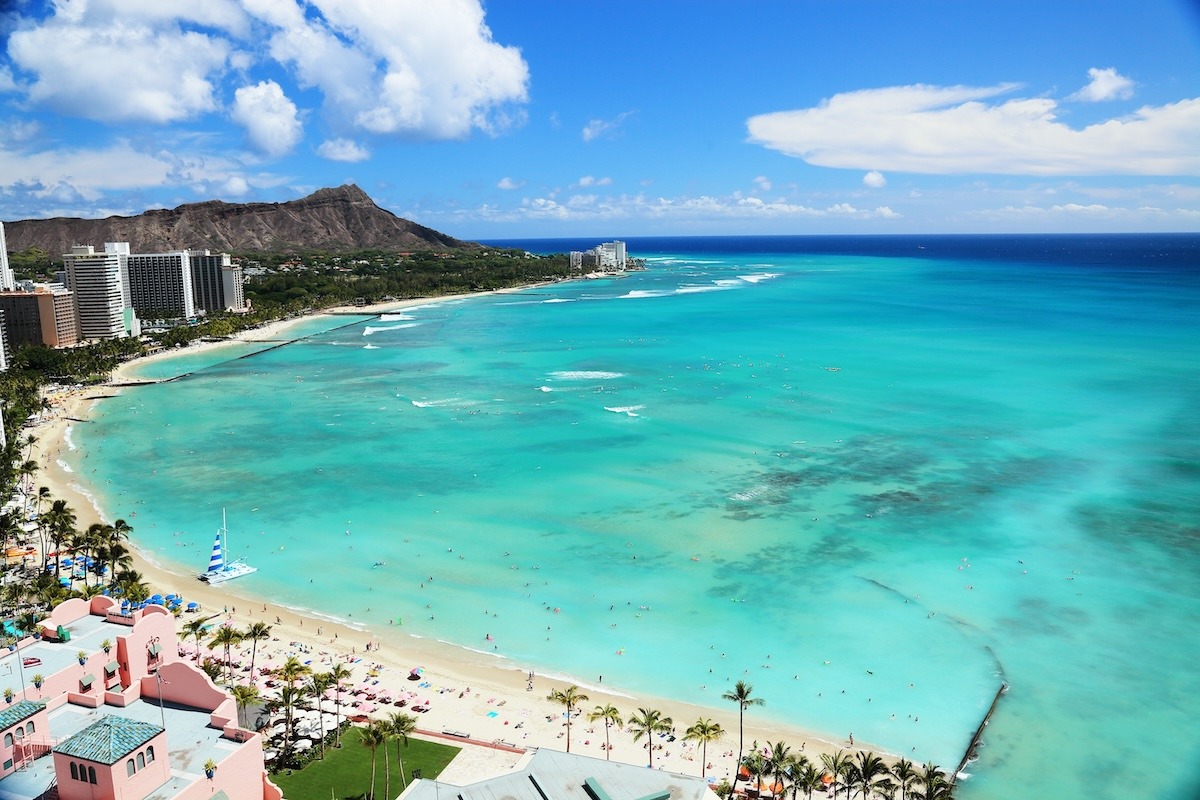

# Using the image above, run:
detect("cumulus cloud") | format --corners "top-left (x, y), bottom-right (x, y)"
top-left (1068, 67), bottom-right (1135, 102)
top-left (231, 81), bottom-right (302, 158)
top-left (862, 170), bottom-right (886, 188)
top-left (753, 176), bottom-right (772, 191)
top-left (5, 0), bottom-right (529, 142)
top-left (496, 176), bottom-right (524, 190)
top-left (248, 0), bottom-right (528, 139)
top-left (747, 82), bottom-right (1200, 176)
top-left (221, 175), bottom-right (252, 196)
top-left (582, 111), bottom-right (635, 142)
top-left (317, 138), bottom-right (371, 162)
top-left (7, 13), bottom-right (230, 123)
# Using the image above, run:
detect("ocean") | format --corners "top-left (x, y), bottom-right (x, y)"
top-left (69, 234), bottom-right (1200, 799)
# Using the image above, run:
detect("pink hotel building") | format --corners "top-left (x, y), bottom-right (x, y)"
top-left (0, 595), bottom-right (280, 800)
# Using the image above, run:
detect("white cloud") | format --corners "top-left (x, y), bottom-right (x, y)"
top-left (221, 176), bottom-right (252, 196)
top-left (747, 83), bottom-right (1200, 176)
top-left (753, 176), bottom-right (772, 191)
top-left (317, 138), bottom-right (371, 162)
top-left (7, 13), bottom-right (231, 123)
top-left (582, 111), bottom-right (635, 142)
top-left (1068, 67), bottom-right (1135, 102)
top-left (246, 0), bottom-right (529, 139)
top-left (497, 177), bottom-right (524, 190)
top-left (863, 170), bottom-right (886, 188)
top-left (232, 81), bottom-right (302, 158)
top-left (575, 175), bottom-right (613, 188)
top-left (0, 142), bottom-right (174, 200)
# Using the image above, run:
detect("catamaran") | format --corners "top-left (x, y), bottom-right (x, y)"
top-left (198, 510), bottom-right (257, 584)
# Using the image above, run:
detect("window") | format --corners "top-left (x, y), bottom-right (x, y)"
top-left (3, 733), bottom-right (11, 748)
top-left (145, 745), bottom-right (155, 763)
top-left (127, 758), bottom-right (136, 776)
top-left (70, 762), bottom-right (79, 780)
top-left (137, 752), bottom-right (145, 769)
top-left (25, 721), bottom-right (33, 734)
top-left (88, 765), bottom-right (97, 784)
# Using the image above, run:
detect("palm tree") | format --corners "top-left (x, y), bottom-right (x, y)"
top-left (852, 752), bottom-right (890, 799)
top-left (388, 712), bottom-right (417, 791)
top-left (207, 625), bottom-right (243, 685)
top-left (627, 706), bottom-right (673, 768)
top-left (915, 762), bottom-right (952, 800)
top-left (230, 683), bottom-right (260, 728)
top-left (276, 655), bottom-right (312, 688)
top-left (741, 747), bottom-right (768, 795)
top-left (793, 758), bottom-right (824, 800)
top-left (306, 672), bottom-right (333, 759)
top-left (891, 758), bottom-right (919, 800)
top-left (587, 704), bottom-right (623, 761)
top-left (545, 685), bottom-right (589, 753)
top-left (767, 740), bottom-right (793, 799)
top-left (722, 680), bottom-right (764, 797)
top-left (42, 499), bottom-right (76, 578)
top-left (103, 542), bottom-right (134, 590)
top-left (329, 662), bottom-right (353, 746)
top-left (683, 717), bottom-right (723, 777)
top-left (274, 683), bottom-right (310, 763)
top-left (821, 750), bottom-right (853, 800)
top-left (360, 719), bottom-right (388, 799)
top-left (242, 621), bottom-right (272, 681)
top-left (179, 615), bottom-right (218, 665)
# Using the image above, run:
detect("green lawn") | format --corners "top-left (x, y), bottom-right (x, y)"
top-left (270, 727), bottom-right (460, 800)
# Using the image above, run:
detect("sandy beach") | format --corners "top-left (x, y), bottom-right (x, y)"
top-left (25, 290), bottom-right (867, 783)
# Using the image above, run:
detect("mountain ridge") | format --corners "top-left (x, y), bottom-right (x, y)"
top-left (3, 185), bottom-right (476, 255)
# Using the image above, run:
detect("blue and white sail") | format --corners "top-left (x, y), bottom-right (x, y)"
top-left (198, 510), bottom-right (257, 584)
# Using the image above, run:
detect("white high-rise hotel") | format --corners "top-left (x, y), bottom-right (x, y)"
top-left (63, 243), bottom-right (138, 340)
top-left (568, 240), bottom-right (628, 271)
top-left (0, 220), bottom-right (15, 292)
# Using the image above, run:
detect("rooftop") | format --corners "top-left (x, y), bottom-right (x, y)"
top-left (0, 693), bottom-right (240, 800)
top-left (402, 749), bottom-right (718, 800)
top-left (55, 714), bottom-right (163, 764)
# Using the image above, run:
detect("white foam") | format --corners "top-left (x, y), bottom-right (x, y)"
top-left (364, 323), bottom-right (420, 336)
top-left (604, 405), bottom-right (644, 417)
top-left (549, 370), bottom-right (625, 381)
top-left (676, 284), bottom-right (732, 295)
top-left (56, 459), bottom-right (74, 474)
top-left (738, 272), bottom-right (782, 284)
top-left (536, 386), bottom-right (554, 393)
top-left (619, 289), bottom-right (672, 299)
top-left (543, 298), bottom-right (574, 304)
top-left (379, 313), bottom-right (415, 321)
top-left (363, 344), bottom-right (380, 350)
top-left (63, 425), bottom-right (77, 452)
top-left (410, 398), bottom-right (481, 409)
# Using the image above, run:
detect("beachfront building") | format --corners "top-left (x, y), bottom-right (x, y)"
top-left (125, 249), bottom-right (196, 320)
top-left (0, 221), bottom-right (15, 292)
top-left (190, 251), bottom-right (248, 313)
top-left (62, 244), bottom-right (139, 341)
top-left (0, 595), bottom-right (280, 800)
top-left (568, 241), bottom-right (628, 272)
top-left (0, 284), bottom-right (81, 348)
top-left (402, 748), bottom-right (720, 800)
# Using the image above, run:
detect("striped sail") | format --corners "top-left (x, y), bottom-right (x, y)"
top-left (207, 531), bottom-right (224, 573)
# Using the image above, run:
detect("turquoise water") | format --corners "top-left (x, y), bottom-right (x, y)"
top-left (70, 236), bottom-right (1200, 798)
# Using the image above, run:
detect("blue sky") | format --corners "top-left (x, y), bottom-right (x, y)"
top-left (1, 0), bottom-right (1198, 239)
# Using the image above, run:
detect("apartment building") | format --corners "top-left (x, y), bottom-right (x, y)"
top-left (62, 245), bottom-right (137, 341)
top-left (0, 284), bottom-right (81, 349)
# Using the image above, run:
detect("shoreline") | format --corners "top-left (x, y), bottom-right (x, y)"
top-left (29, 283), bottom-right (887, 780)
